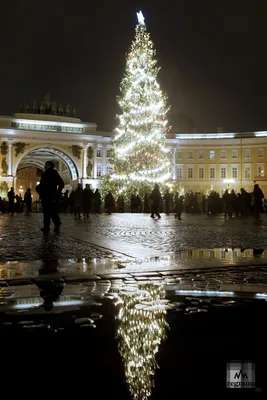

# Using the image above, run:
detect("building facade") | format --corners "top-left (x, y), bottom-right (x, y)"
top-left (169, 132), bottom-right (267, 195)
top-left (0, 111), bottom-right (267, 198)
top-left (0, 113), bottom-right (113, 197)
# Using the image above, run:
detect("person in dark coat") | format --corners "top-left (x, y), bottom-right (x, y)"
top-left (24, 188), bottom-right (32, 215)
top-left (63, 190), bottom-right (70, 213)
top-left (82, 184), bottom-right (93, 218)
top-left (143, 193), bottom-right (150, 213)
top-left (130, 194), bottom-right (137, 213)
top-left (174, 192), bottom-right (183, 220)
top-left (105, 191), bottom-right (115, 214)
top-left (253, 184), bottom-right (264, 218)
top-left (93, 189), bottom-right (101, 214)
top-left (36, 161), bottom-right (64, 233)
top-left (7, 187), bottom-right (15, 215)
top-left (222, 189), bottom-right (231, 217)
top-left (74, 183), bottom-right (83, 219)
top-left (136, 194), bottom-right (142, 213)
top-left (117, 195), bottom-right (125, 213)
top-left (150, 184), bottom-right (162, 219)
top-left (69, 190), bottom-right (75, 214)
top-left (163, 189), bottom-right (171, 215)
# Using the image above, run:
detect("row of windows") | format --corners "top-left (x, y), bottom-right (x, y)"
top-left (96, 149), bottom-right (112, 158)
top-left (176, 148), bottom-right (264, 160)
top-left (176, 166), bottom-right (264, 179)
top-left (96, 164), bottom-right (113, 177)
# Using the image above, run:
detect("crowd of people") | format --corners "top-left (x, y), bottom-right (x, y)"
top-left (0, 187), bottom-right (33, 215)
top-left (55, 182), bottom-right (266, 220)
top-left (181, 185), bottom-right (265, 218)
top-left (0, 182), bottom-right (266, 220)
top-left (0, 159), bottom-right (266, 235)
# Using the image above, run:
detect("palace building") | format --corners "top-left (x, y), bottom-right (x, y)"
top-left (167, 130), bottom-right (267, 195)
top-left (0, 104), bottom-right (267, 198)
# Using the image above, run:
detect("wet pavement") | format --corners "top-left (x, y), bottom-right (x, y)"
top-left (1, 212), bottom-right (267, 260)
top-left (1, 265), bottom-right (267, 396)
top-left (1, 213), bottom-right (267, 396)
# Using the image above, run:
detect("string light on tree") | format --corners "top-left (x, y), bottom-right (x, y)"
top-left (117, 285), bottom-right (169, 400)
top-left (101, 10), bottom-right (171, 199)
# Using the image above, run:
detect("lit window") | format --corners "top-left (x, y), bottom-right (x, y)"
top-left (106, 149), bottom-right (112, 158)
top-left (106, 164), bottom-right (113, 175)
top-left (209, 150), bottom-right (215, 159)
top-left (188, 167), bottom-right (193, 179)
top-left (210, 167), bottom-right (215, 179)
top-left (199, 168), bottom-right (204, 179)
top-left (221, 167), bottom-right (226, 179)
top-left (244, 149), bottom-right (251, 158)
top-left (258, 149), bottom-right (264, 158)
top-left (97, 149), bottom-right (102, 157)
top-left (258, 166), bottom-right (264, 177)
top-left (176, 151), bottom-right (182, 160)
top-left (232, 150), bottom-right (238, 158)
top-left (198, 151), bottom-right (204, 159)
top-left (176, 167), bottom-right (182, 179)
top-left (244, 166), bottom-right (251, 179)
top-left (221, 150), bottom-right (226, 159)
top-left (96, 164), bottom-right (102, 177)
top-left (221, 250), bottom-right (226, 259)
top-left (232, 167), bottom-right (238, 178)
top-left (188, 151), bottom-right (193, 159)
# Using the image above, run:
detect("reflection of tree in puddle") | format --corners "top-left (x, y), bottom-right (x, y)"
top-left (117, 284), bottom-right (169, 400)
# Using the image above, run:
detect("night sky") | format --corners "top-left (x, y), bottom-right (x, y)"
top-left (0, 0), bottom-right (266, 132)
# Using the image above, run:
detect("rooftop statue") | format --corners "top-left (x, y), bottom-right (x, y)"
top-left (16, 95), bottom-right (77, 117)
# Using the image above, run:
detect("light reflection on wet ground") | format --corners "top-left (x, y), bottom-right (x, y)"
top-left (1, 248), bottom-right (267, 284)
top-left (1, 252), bottom-right (267, 397)
top-left (1, 274), bottom-right (267, 397)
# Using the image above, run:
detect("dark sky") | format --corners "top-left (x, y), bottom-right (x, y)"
top-left (0, 0), bottom-right (266, 132)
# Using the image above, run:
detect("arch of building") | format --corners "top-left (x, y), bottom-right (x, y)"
top-left (13, 145), bottom-right (81, 182)
top-left (17, 162), bottom-right (45, 172)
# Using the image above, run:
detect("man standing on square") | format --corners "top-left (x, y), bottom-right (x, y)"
top-left (36, 161), bottom-right (64, 234)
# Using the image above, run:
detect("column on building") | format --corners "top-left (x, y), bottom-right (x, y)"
top-left (93, 145), bottom-right (97, 179)
top-left (82, 144), bottom-right (88, 178)
top-left (8, 140), bottom-right (13, 176)
top-left (172, 148), bottom-right (177, 180)
top-left (102, 145), bottom-right (107, 176)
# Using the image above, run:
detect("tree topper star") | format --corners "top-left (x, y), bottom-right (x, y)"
top-left (136, 10), bottom-right (145, 25)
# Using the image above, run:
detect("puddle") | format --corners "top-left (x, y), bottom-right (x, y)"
top-left (1, 248), bottom-right (267, 282)
top-left (0, 279), bottom-right (267, 400)
top-left (1, 254), bottom-right (267, 396)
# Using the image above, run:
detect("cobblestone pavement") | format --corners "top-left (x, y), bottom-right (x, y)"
top-left (1, 212), bottom-right (267, 261)
top-left (0, 215), bottom-right (123, 261)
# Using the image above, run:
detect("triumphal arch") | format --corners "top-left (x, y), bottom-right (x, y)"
top-left (0, 97), bottom-right (112, 198)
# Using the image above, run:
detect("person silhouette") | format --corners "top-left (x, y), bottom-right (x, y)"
top-left (35, 260), bottom-right (64, 311)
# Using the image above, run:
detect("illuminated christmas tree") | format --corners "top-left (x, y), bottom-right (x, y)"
top-left (101, 11), bottom-right (171, 199)
top-left (117, 284), bottom-right (169, 400)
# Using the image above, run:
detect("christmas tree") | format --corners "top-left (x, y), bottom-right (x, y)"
top-left (101, 11), bottom-right (171, 199)
top-left (117, 284), bottom-right (169, 400)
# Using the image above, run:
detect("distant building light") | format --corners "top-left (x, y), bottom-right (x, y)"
top-left (255, 131), bottom-right (267, 137)
top-left (255, 293), bottom-right (267, 298)
top-left (176, 133), bottom-right (235, 140)
top-left (223, 179), bottom-right (235, 184)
